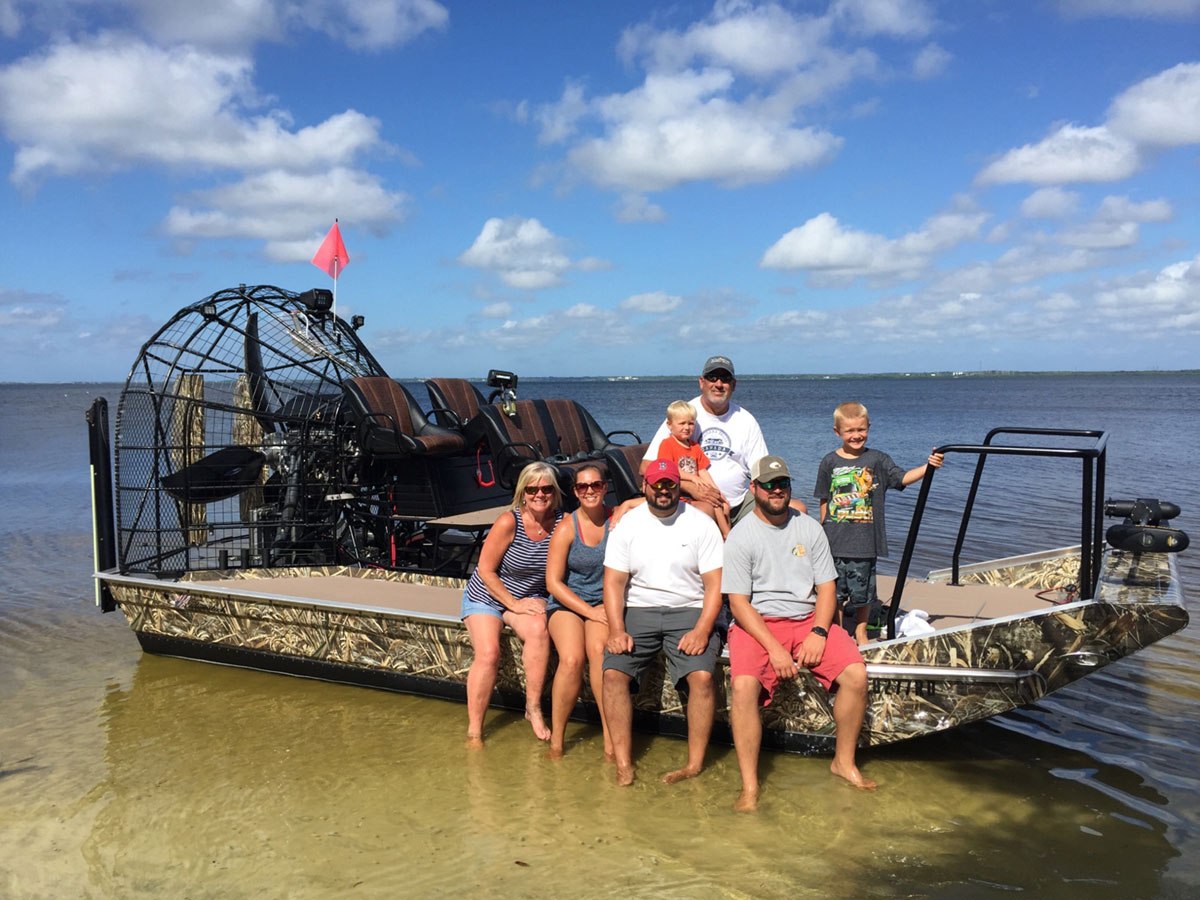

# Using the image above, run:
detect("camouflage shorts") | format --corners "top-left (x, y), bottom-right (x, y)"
top-left (833, 557), bottom-right (877, 615)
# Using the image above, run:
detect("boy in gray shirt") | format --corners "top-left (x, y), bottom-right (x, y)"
top-left (814, 402), bottom-right (943, 645)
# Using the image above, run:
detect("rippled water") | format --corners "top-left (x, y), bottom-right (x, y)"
top-left (1, 376), bottom-right (1197, 898)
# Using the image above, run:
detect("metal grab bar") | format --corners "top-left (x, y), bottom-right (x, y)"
top-left (886, 427), bottom-right (1108, 640)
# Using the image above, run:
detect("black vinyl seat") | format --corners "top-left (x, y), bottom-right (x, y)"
top-left (425, 378), bottom-right (488, 430)
top-left (343, 377), bottom-right (467, 458)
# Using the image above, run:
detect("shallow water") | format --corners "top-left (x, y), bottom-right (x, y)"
top-left (1, 377), bottom-right (1198, 898)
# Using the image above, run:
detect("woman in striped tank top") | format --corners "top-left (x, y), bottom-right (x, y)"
top-left (544, 465), bottom-right (614, 759)
top-left (461, 462), bottom-right (563, 747)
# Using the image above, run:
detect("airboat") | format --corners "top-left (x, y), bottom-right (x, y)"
top-left (87, 284), bottom-right (1190, 752)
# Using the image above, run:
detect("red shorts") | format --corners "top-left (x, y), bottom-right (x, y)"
top-left (728, 615), bottom-right (864, 704)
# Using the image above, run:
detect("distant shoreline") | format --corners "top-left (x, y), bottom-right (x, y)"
top-left (7, 369), bottom-right (1198, 387)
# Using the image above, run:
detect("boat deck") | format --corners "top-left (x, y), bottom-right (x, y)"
top-left (175, 569), bottom-right (1064, 631)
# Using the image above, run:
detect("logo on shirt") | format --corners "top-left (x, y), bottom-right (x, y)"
top-left (791, 544), bottom-right (807, 558)
top-left (699, 426), bottom-right (731, 461)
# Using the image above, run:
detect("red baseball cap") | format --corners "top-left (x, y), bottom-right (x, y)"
top-left (644, 458), bottom-right (680, 485)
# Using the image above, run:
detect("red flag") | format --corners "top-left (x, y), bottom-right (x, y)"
top-left (311, 220), bottom-right (350, 279)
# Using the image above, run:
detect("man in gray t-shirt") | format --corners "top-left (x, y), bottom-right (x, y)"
top-left (723, 455), bottom-right (875, 811)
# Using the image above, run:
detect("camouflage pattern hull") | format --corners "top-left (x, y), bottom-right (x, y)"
top-left (100, 549), bottom-right (1188, 754)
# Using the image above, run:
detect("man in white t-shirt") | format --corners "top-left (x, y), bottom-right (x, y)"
top-left (602, 458), bottom-right (724, 787)
top-left (644, 355), bottom-right (770, 525)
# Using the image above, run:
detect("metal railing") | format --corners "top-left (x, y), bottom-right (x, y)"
top-left (886, 427), bottom-right (1109, 640)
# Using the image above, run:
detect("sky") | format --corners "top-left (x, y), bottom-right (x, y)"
top-left (0, 0), bottom-right (1198, 381)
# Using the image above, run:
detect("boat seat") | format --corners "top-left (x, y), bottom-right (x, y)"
top-left (343, 377), bottom-right (467, 458)
top-left (602, 442), bottom-right (649, 502)
top-left (424, 378), bottom-right (487, 430)
top-left (467, 398), bottom-right (640, 491)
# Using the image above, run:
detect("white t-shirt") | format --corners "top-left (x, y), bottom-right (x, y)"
top-left (722, 510), bottom-right (837, 619)
top-left (646, 397), bottom-right (768, 508)
top-left (604, 503), bottom-right (723, 609)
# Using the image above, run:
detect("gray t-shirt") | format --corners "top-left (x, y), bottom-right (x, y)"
top-left (813, 448), bottom-right (906, 560)
top-left (721, 510), bottom-right (837, 619)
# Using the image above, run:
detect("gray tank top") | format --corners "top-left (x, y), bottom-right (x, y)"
top-left (565, 510), bottom-right (608, 605)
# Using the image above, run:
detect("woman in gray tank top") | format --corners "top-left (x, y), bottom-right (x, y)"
top-left (545, 465), bottom-right (614, 759)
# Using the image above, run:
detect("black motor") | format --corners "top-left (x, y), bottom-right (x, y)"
top-left (1105, 498), bottom-right (1189, 553)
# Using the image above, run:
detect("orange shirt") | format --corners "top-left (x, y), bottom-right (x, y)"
top-left (655, 436), bottom-right (710, 476)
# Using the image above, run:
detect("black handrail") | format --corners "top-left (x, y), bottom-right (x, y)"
top-left (887, 427), bottom-right (1109, 640)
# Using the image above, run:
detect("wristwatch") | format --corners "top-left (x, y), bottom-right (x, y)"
top-left (811, 625), bottom-right (829, 638)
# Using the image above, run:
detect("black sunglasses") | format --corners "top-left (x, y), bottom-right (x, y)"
top-left (756, 477), bottom-right (791, 492)
top-left (703, 372), bottom-right (733, 384)
top-left (524, 485), bottom-right (555, 496)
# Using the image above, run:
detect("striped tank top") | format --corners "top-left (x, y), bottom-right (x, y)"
top-left (465, 509), bottom-right (562, 610)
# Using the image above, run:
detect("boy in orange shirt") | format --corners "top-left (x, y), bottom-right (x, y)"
top-left (655, 400), bottom-right (732, 537)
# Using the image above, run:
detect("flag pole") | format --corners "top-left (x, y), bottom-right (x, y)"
top-left (333, 218), bottom-right (339, 322)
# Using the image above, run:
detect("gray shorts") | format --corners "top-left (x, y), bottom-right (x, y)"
top-left (603, 606), bottom-right (721, 689)
top-left (834, 557), bottom-right (877, 614)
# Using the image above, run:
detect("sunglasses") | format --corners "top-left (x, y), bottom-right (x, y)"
top-left (648, 480), bottom-right (678, 491)
top-left (703, 372), bottom-right (733, 384)
top-left (524, 485), bottom-right (555, 496)
top-left (574, 480), bottom-right (605, 494)
top-left (756, 477), bottom-right (791, 492)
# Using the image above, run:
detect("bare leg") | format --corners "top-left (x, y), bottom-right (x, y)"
top-left (663, 670), bottom-right (714, 784)
top-left (463, 614), bottom-right (503, 747)
top-left (584, 618), bottom-right (614, 759)
top-left (547, 611), bottom-right (586, 758)
top-left (830, 663), bottom-right (876, 790)
top-left (853, 607), bottom-right (870, 646)
top-left (730, 675), bottom-right (764, 811)
top-left (503, 609), bottom-right (551, 741)
top-left (602, 668), bottom-right (636, 785)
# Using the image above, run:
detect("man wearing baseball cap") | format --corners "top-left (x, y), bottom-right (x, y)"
top-left (601, 457), bottom-right (724, 787)
top-left (722, 455), bottom-right (874, 810)
top-left (643, 355), bottom-right (774, 526)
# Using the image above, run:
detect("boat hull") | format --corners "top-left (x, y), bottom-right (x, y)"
top-left (100, 548), bottom-right (1188, 753)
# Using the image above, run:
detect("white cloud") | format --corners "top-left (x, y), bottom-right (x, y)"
top-left (620, 291), bottom-right (683, 314)
top-left (458, 217), bottom-right (607, 290)
top-left (1055, 221), bottom-right (1140, 249)
top-left (164, 167), bottom-right (408, 260)
top-left (832, 0), bottom-right (937, 37)
top-left (912, 42), bottom-right (950, 80)
top-left (1094, 253), bottom-right (1200, 331)
top-left (977, 62), bottom-right (1200, 186)
top-left (1107, 62), bottom-right (1200, 147)
top-left (564, 69), bottom-right (843, 192)
top-left (6, 1), bottom-right (448, 49)
top-left (481, 302), bottom-right (512, 318)
top-left (614, 193), bottom-right (667, 223)
top-left (1020, 187), bottom-right (1080, 219)
top-left (618, 2), bottom-right (833, 78)
top-left (1095, 194), bottom-right (1172, 222)
top-left (760, 204), bottom-right (988, 282)
top-left (527, 1), bottom-right (935, 206)
top-left (0, 35), bottom-right (388, 186)
top-left (976, 124), bottom-right (1140, 185)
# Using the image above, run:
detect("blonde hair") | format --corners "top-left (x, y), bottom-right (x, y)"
top-left (666, 400), bottom-right (697, 423)
top-left (512, 461), bottom-right (562, 509)
top-left (834, 401), bottom-right (869, 431)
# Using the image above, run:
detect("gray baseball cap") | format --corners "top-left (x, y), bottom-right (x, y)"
top-left (750, 455), bottom-right (791, 482)
top-left (701, 355), bottom-right (735, 377)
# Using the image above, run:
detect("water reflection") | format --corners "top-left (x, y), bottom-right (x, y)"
top-left (73, 652), bottom-right (1187, 898)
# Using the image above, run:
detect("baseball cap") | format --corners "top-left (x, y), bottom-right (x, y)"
top-left (750, 455), bottom-right (791, 482)
top-left (644, 458), bottom-right (681, 485)
top-left (701, 355), bottom-right (735, 378)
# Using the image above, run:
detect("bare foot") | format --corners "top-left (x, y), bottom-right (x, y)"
top-left (545, 745), bottom-right (564, 760)
top-left (830, 759), bottom-right (877, 790)
top-left (616, 763), bottom-right (636, 786)
top-left (525, 707), bottom-right (551, 741)
top-left (662, 764), bottom-right (702, 785)
top-left (465, 734), bottom-right (484, 750)
top-left (733, 789), bottom-right (759, 812)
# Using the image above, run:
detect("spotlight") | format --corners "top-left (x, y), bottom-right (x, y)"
top-left (351, 315), bottom-right (365, 331)
top-left (297, 288), bottom-right (333, 313)
top-left (200, 302), bottom-right (219, 321)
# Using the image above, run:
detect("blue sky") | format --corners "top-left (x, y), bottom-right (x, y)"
top-left (1, 0), bottom-right (1197, 381)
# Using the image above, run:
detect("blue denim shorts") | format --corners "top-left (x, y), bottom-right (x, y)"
top-left (460, 586), bottom-right (504, 621)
